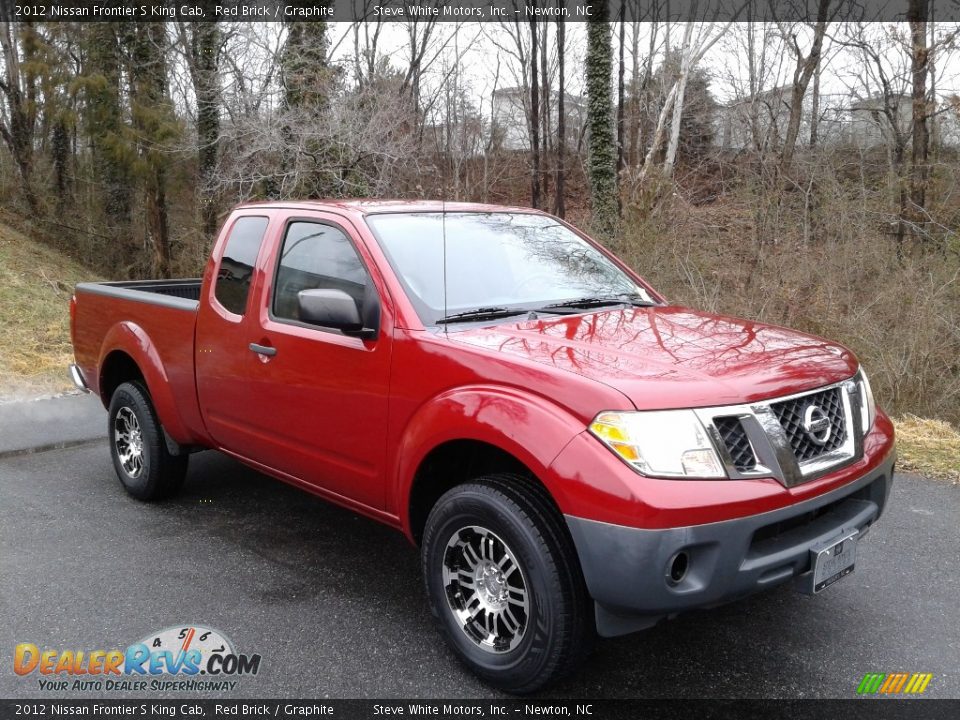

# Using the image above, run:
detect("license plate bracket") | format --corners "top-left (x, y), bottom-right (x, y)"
top-left (800, 530), bottom-right (859, 595)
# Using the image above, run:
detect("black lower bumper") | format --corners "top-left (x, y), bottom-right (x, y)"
top-left (565, 452), bottom-right (895, 637)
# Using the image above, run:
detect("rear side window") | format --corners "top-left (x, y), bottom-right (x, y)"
top-left (215, 216), bottom-right (269, 315)
top-left (273, 221), bottom-right (369, 322)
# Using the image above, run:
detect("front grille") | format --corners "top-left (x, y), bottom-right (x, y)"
top-left (714, 416), bottom-right (757, 471)
top-left (770, 387), bottom-right (847, 463)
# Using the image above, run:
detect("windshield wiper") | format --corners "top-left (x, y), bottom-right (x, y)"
top-left (436, 307), bottom-right (534, 324)
top-left (536, 294), bottom-right (655, 313)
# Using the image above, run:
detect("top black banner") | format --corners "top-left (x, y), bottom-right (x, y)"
top-left (4, 0), bottom-right (960, 23)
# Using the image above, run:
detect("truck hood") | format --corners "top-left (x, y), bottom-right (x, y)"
top-left (449, 306), bottom-right (858, 410)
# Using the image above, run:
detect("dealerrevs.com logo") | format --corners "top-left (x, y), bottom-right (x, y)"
top-left (14, 625), bottom-right (261, 692)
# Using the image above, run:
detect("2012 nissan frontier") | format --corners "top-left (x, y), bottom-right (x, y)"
top-left (70, 201), bottom-right (895, 692)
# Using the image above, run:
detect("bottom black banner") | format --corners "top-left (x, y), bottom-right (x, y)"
top-left (1, 699), bottom-right (958, 720)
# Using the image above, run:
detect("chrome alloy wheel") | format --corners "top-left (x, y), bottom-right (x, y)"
top-left (114, 407), bottom-right (144, 478)
top-left (442, 525), bottom-right (529, 653)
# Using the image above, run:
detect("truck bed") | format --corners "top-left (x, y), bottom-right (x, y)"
top-left (71, 277), bottom-right (206, 446)
top-left (75, 278), bottom-right (202, 308)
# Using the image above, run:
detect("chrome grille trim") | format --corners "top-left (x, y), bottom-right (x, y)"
top-left (770, 387), bottom-right (847, 460)
top-left (694, 374), bottom-right (864, 488)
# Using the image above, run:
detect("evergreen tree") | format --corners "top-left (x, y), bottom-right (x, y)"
top-left (282, 21), bottom-right (331, 110)
top-left (80, 23), bottom-right (133, 233)
top-left (126, 22), bottom-right (178, 277)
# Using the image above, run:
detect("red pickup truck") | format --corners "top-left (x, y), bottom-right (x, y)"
top-left (70, 201), bottom-right (895, 692)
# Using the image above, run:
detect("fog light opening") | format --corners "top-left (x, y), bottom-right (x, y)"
top-left (667, 551), bottom-right (689, 586)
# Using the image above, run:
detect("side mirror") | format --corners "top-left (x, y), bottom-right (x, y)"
top-left (297, 289), bottom-right (378, 340)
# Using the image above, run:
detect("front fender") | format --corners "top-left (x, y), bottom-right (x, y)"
top-left (98, 321), bottom-right (196, 445)
top-left (392, 384), bottom-right (585, 538)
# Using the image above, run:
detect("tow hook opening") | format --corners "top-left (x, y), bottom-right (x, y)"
top-left (667, 551), bottom-right (689, 586)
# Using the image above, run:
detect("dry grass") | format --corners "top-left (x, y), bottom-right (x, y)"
top-left (0, 221), bottom-right (100, 400)
top-left (893, 416), bottom-right (960, 484)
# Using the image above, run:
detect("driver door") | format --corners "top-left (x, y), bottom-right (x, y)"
top-left (238, 215), bottom-right (393, 510)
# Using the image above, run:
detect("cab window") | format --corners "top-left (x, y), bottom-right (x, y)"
top-left (272, 221), bottom-right (370, 323)
top-left (214, 216), bottom-right (269, 315)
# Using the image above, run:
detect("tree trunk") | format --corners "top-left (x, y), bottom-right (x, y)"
top-left (554, 11), bottom-right (566, 219)
top-left (662, 21), bottom-right (697, 177)
top-left (908, 0), bottom-right (930, 224)
top-left (637, 82), bottom-right (678, 186)
top-left (928, 15), bottom-right (938, 150)
top-left (627, 21), bottom-right (641, 166)
top-left (540, 22), bottom-right (551, 199)
top-left (190, 14), bottom-right (221, 240)
top-left (809, 59), bottom-right (821, 147)
top-left (128, 22), bottom-right (174, 277)
top-left (0, 21), bottom-right (39, 214)
top-left (616, 11), bottom-right (626, 180)
top-left (780, 0), bottom-right (831, 172)
top-left (662, 62), bottom-right (690, 178)
top-left (529, 19), bottom-right (541, 209)
top-left (51, 115), bottom-right (69, 198)
top-left (84, 23), bottom-right (132, 232)
top-left (586, 1), bottom-right (619, 234)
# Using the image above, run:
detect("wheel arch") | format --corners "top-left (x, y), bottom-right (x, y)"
top-left (396, 385), bottom-right (584, 544)
top-left (96, 322), bottom-right (194, 444)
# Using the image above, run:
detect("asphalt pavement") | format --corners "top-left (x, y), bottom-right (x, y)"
top-left (0, 399), bottom-right (958, 699)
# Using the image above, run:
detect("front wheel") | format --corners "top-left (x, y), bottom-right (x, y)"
top-left (421, 474), bottom-right (593, 694)
top-left (108, 381), bottom-right (188, 501)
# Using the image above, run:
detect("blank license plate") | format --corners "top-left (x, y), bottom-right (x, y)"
top-left (807, 532), bottom-right (858, 594)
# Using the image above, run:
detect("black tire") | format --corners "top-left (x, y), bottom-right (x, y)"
top-left (421, 474), bottom-right (594, 694)
top-left (107, 381), bottom-right (188, 501)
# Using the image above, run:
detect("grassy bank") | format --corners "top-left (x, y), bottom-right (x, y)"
top-left (894, 416), bottom-right (960, 484)
top-left (0, 220), bottom-right (99, 400)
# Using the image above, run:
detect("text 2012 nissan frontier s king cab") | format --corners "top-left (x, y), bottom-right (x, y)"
top-left (70, 201), bottom-right (895, 693)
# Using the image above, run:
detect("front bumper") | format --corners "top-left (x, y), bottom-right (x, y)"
top-left (565, 449), bottom-right (895, 637)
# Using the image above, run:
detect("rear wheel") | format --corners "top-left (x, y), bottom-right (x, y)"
top-left (421, 474), bottom-right (593, 694)
top-left (108, 381), bottom-right (188, 501)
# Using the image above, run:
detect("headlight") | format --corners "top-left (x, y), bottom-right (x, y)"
top-left (589, 410), bottom-right (727, 478)
top-left (857, 368), bottom-right (876, 433)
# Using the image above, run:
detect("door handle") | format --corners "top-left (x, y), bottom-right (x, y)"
top-left (249, 343), bottom-right (277, 357)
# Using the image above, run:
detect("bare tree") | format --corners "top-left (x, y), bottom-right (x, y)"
top-left (351, 1), bottom-right (385, 88)
top-left (908, 0), bottom-right (930, 215)
top-left (529, 18), bottom-right (541, 208)
top-left (635, 18), bottom-right (732, 187)
top-left (662, 22), bottom-right (732, 178)
top-left (217, 79), bottom-right (419, 202)
top-left (554, 7), bottom-right (566, 218)
top-left (777, 0), bottom-right (834, 172)
top-left (616, 8), bottom-right (626, 180)
top-left (539, 19), bottom-right (551, 201)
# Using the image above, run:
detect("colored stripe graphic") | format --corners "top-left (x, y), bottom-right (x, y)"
top-left (857, 673), bottom-right (932, 695)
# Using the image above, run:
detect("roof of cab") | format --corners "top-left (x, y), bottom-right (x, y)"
top-left (231, 199), bottom-right (545, 217)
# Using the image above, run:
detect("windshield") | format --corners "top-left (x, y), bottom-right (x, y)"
top-left (366, 212), bottom-right (654, 325)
